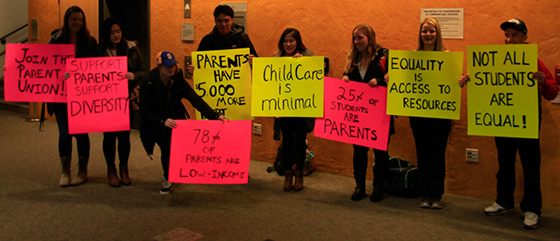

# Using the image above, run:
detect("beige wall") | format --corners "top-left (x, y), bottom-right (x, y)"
top-left (30, 0), bottom-right (560, 209)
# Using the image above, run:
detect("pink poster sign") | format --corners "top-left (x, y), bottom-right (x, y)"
top-left (314, 77), bottom-right (391, 151)
top-left (4, 43), bottom-right (74, 102)
top-left (169, 120), bottom-right (252, 184)
top-left (66, 56), bottom-right (129, 134)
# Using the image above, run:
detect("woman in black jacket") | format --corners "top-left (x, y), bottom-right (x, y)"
top-left (140, 51), bottom-right (227, 195)
top-left (49, 6), bottom-right (97, 187)
top-left (98, 17), bottom-right (146, 187)
top-left (342, 24), bottom-right (394, 202)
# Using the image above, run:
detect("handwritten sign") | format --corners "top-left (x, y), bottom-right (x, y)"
top-left (467, 44), bottom-right (538, 139)
top-left (315, 77), bottom-right (390, 150)
top-left (252, 56), bottom-right (324, 117)
top-left (4, 43), bottom-right (74, 102)
top-left (168, 120), bottom-right (252, 184)
top-left (192, 48), bottom-right (252, 120)
top-left (66, 56), bottom-right (129, 134)
top-left (387, 50), bottom-right (463, 119)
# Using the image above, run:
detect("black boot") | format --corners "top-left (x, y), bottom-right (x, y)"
top-left (351, 179), bottom-right (367, 201)
top-left (370, 186), bottom-right (384, 202)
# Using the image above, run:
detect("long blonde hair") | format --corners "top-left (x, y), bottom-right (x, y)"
top-left (344, 24), bottom-right (380, 74)
top-left (417, 18), bottom-right (446, 51)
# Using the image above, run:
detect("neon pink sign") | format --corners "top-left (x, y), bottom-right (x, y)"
top-left (169, 120), bottom-right (252, 184)
top-left (314, 77), bottom-right (390, 150)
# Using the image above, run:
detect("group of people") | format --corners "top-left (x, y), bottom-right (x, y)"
top-left (48, 6), bottom-right (148, 189)
top-left (47, 5), bottom-right (557, 230)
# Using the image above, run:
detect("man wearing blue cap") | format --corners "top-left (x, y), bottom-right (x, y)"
top-left (480, 18), bottom-right (558, 229)
top-left (140, 51), bottom-right (228, 195)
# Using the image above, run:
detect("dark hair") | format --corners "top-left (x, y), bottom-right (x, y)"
top-left (101, 17), bottom-right (128, 56)
top-left (277, 28), bottom-right (307, 56)
top-left (213, 5), bottom-right (234, 19)
top-left (61, 6), bottom-right (92, 45)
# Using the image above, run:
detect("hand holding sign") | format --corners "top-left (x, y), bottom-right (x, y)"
top-left (192, 48), bottom-right (252, 120)
top-left (387, 50), bottom-right (463, 120)
top-left (467, 44), bottom-right (538, 139)
top-left (66, 56), bottom-right (129, 134)
top-left (315, 77), bottom-right (390, 150)
top-left (4, 44), bottom-right (74, 102)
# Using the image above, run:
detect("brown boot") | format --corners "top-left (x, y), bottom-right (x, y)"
top-left (107, 166), bottom-right (120, 187)
top-left (294, 170), bottom-right (304, 191)
top-left (70, 156), bottom-right (88, 186)
top-left (283, 169), bottom-right (293, 191)
top-left (59, 156), bottom-right (72, 187)
top-left (119, 164), bottom-right (131, 186)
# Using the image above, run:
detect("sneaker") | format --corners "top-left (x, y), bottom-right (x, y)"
top-left (484, 202), bottom-right (514, 216)
top-left (419, 198), bottom-right (431, 208)
top-left (431, 199), bottom-right (444, 209)
top-left (159, 177), bottom-right (175, 195)
top-left (523, 212), bottom-right (539, 229)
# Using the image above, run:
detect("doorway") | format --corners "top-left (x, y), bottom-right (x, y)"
top-left (99, 0), bottom-right (150, 129)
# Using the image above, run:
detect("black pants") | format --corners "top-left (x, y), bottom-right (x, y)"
top-left (280, 118), bottom-right (307, 171)
top-left (102, 111), bottom-right (134, 167)
top-left (352, 136), bottom-right (391, 188)
top-left (156, 128), bottom-right (173, 180)
top-left (53, 103), bottom-right (89, 157)
top-left (495, 136), bottom-right (542, 216)
top-left (103, 130), bottom-right (131, 167)
top-left (410, 117), bottom-right (451, 200)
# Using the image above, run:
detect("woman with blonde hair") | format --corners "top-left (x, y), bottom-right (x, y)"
top-left (342, 24), bottom-right (394, 202)
top-left (412, 18), bottom-right (451, 209)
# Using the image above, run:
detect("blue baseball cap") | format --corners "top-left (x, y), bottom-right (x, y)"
top-left (158, 51), bottom-right (179, 67)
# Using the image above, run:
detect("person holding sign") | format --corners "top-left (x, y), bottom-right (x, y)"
top-left (408, 18), bottom-right (452, 209)
top-left (460, 18), bottom-right (558, 229)
top-left (140, 51), bottom-right (228, 195)
top-left (98, 17), bottom-right (146, 187)
top-left (342, 24), bottom-right (393, 202)
top-left (272, 28), bottom-right (315, 191)
top-left (48, 6), bottom-right (98, 187)
top-left (186, 4), bottom-right (258, 76)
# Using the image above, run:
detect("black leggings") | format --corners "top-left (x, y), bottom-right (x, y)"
top-left (103, 130), bottom-right (131, 167)
top-left (53, 103), bottom-right (89, 157)
top-left (352, 136), bottom-right (391, 187)
top-left (103, 111), bottom-right (134, 167)
top-left (280, 118), bottom-right (308, 171)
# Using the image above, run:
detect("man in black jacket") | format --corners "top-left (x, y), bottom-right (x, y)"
top-left (187, 4), bottom-right (258, 76)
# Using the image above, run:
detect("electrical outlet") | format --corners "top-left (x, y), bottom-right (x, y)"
top-left (466, 148), bottom-right (479, 162)
top-left (252, 123), bottom-right (262, 135)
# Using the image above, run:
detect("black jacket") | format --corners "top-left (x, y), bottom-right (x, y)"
top-left (139, 68), bottom-right (219, 155)
top-left (197, 23), bottom-right (258, 57)
top-left (47, 29), bottom-right (98, 116)
top-left (343, 47), bottom-right (395, 135)
top-left (97, 41), bottom-right (146, 92)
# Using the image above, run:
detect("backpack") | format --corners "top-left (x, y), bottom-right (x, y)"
top-left (383, 157), bottom-right (420, 198)
top-left (266, 140), bottom-right (315, 176)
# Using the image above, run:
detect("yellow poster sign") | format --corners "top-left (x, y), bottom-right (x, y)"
top-left (192, 48), bottom-right (252, 120)
top-left (467, 44), bottom-right (538, 139)
top-left (387, 50), bottom-right (463, 119)
top-left (252, 56), bottom-right (324, 117)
